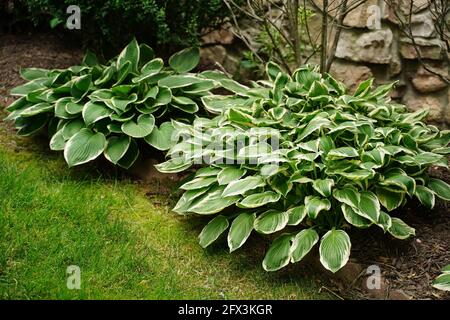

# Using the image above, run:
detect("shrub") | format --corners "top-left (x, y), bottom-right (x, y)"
top-left (156, 63), bottom-right (450, 273)
top-left (5, 39), bottom-right (219, 168)
top-left (10, 0), bottom-right (239, 51)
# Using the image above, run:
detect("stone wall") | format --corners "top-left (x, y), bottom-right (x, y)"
top-left (200, 0), bottom-right (450, 127)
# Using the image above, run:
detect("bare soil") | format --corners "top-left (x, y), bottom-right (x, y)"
top-left (0, 32), bottom-right (449, 300)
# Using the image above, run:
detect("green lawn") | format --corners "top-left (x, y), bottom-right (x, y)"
top-left (0, 112), bottom-right (331, 300)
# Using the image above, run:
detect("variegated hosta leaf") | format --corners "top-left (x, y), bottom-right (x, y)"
top-left (414, 185), bottom-right (435, 209)
top-left (228, 212), bottom-right (256, 252)
top-left (286, 206), bottom-right (307, 226)
top-left (262, 234), bottom-right (293, 271)
top-left (291, 228), bottom-right (319, 263)
top-left (358, 191), bottom-right (380, 223)
top-left (305, 196), bottom-right (331, 219)
top-left (319, 230), bottom-right (351, 273)
top-left (254, 210), bottom-right (289, 234)
top-left (432, 265), bottom-right (450, 291)
top-left (64, 128), bottom-right (106, 167)
top-left (428, 178), bottom-right (450, 201)
top-left (342, 204), bottom-right (372, 228)
top-left (388, 218), bottom-right (415, 240)
top-left (198, 215), bottom-right (229, 248)
top-left (239, 191), bottom-right (281, 209)
top-left (222, 176), bottom-right (265, 197)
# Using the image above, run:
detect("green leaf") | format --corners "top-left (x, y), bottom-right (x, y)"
top-left (20, 103), bottom-right (53, 117)
top-left (354, 78), bottom-right (373, 97)
top-left (20, 68), bottom-right (48, 81)
top-left (319, 230), bottom-right (351, 273)
top-left (158, 75), bottom-right (203, 89)
top-left (180, 176), bottom-right (217, 190)
top-left (228, 212), bottom-right (256, 252)
top-left (117, 138), bottom-right (139, 169)
top-left (262, 234), bottom-right (293, 272)
top-left (117, 38), bottom-right (140, 73)
top-left (432, 274), bottom-right (450, 291)
top-left (169, 47), bottom-right (200, 73)
top-left (375, 187), bottom-right (405, 211)
top-left (305, 196), bottom-right (331, 219)
top-left (327, 147), bottom-right (359, 159)
top-left (155, 157), bottom-right (192, 173)
top-left (188, 186), bottom-right (240, 215)
top-left (358, 191), bottom-right (380, 223)
top-left (239, 191), bottom-right (281, 209)
top-left (16, 114), bottom-right (48, 136)
top-left (104, 135), bottom-right (131, 164)
top-left (173, 188), bottom-right (210, 214)
top-left (62, 119), bottom-right (85, 140)
top-left (82, 101), bottom-right (113, 126)
top-left (199, 215), bottom-right (229, 248)
top-left (222, 176), bottom-right (265, 197)
top-left (342, 204), bottom-right (372, 228)
top-left (388, 218), bottom-right (415, 240)
top-left (333, 187), bottom-right (360, 208)
top-left (312, 179), bottom-right (334, 197)
top-left (379, 174), bottom-right (416, 196)
top-left (144, 122), bottom-right (175, 151)
top-left (132, 58), bottom-right (164, 83)
top-left (49, 129), bottom-right (66, 151)
top-left (64, 128), bottom-right (106, 167)
top-left (121, 114), bottom-right (155, 138)
top-left (291, 229), bottom-right (319, 263)
top-left (218, 167), bottom-right (247, 185)
top-left (254, 210), bottom-right (289, 234)
top-left (428, 178), bottom-right (450, 201)
top-left (287, 205), bottom-right (307, 226)
top-left (266, 61), bottom-right (283, 81)
top-left (377, 210), bottom-right (392, 232)
top-left (71, 74), bottom-right (92, 100)
top-left (414, 185), bottom-right (435, 209)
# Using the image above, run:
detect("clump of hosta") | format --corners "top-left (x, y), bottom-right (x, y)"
top-left (5, 39), bottom-right (220, 168)
top-left (157, 63), bottom-right (450, 273)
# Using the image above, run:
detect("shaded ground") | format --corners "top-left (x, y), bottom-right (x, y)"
top-left (0, 32), bottom-right (449, 300)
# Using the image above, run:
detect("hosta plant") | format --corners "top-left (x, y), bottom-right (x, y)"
top-left (156, 64), bottom-right (450, 273)
top-left (432, 265), bottom-right (450, 291)
top-left (5, 39), bottom-right (220, 168)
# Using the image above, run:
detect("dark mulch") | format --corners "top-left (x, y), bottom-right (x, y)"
top-left (0, 32), bottom-right (449, 300)
top-left (0, 33), bottom-right (83, 103)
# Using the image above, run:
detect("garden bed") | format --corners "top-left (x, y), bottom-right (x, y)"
top-left (0, 32), bottom-right (449, 300)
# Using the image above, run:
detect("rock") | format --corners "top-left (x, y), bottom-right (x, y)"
top-left (335, 28), bottom-right (393, 64)
top-left (330, 60), bottom-right (373, 92)
top-left (403, 93), bottom-right (444, 122)
top-left (333, 261), bottom-right (365, 284)
top-left (400, 38), bottom-right (444, 60)
top-left (412, 65), bottom-right (448, 93)
top-left (400, 0), bottom-right (430, 14)
top-left (201, 26), bottom-right (234, 45)
top-left (223, 53), bottom-right (241, 76)
top-left (200, 45), bottom-right (227, 66)
top-left (410, 11), bottom-right (435, 38)
top-left (343, 0), bottom-right (379, 29)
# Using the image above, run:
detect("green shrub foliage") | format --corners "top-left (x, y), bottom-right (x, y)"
top-left (12, 0), bottom-right (239, 50)
top-left (157, 64), bottom-right (450, 273)
top-left (6, 39), bottom-right (218, 168)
